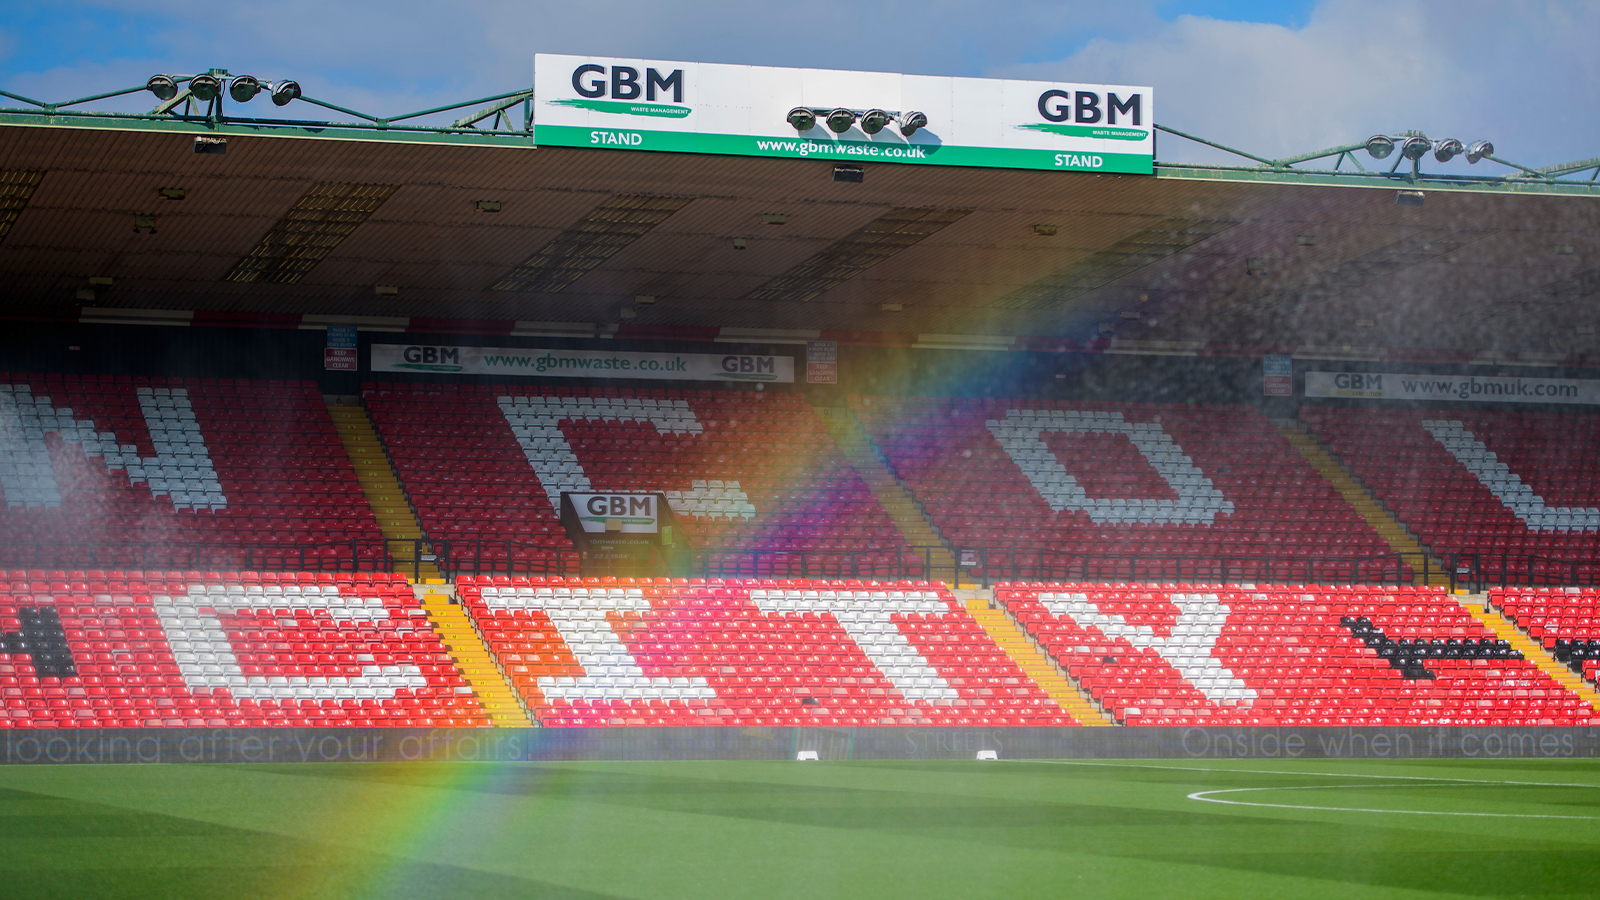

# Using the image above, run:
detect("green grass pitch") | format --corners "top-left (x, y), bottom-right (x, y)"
top-left (0, 757), bottom-right (1597, 898)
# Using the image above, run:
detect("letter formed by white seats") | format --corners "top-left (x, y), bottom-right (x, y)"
top-left (750, 589), bottom-right (959, 701)
top-left (0, 384), bottom-right (226, 511)
top-left (481, 586), bottom-right (715, 702)
top-left (987, 409), bottom-right (1232, 525)
top-left (161, 585), bottom-right (425, 700)
top-left (1423, 419), bottom-right (1600, 532)
top-left (497, 395), bottom-right (754, 517)
top-left (1039, 591), bottom-right (1255, 704)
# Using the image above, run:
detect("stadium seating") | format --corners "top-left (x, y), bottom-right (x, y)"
top-left (852, 397), bottom-right (1402, 581)
top-left (998, 581), bottom-right (1590, 726)
top-left (0, 374), bottom-right (383, 568)
top-left (1490, 587), bottom-right (1600, 684)
top-left (363, 384), bottom-right (913, 575)
top-left (0, 570), bottom-right (489, 727)
top-left (1302, 408), bottom-right (1600, 580)
top-left (455, 575), bottom-right (1078, 727)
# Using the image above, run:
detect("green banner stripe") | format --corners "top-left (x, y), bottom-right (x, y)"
top-left (1017, 123), bottom-right (1148, 141)
top-left (534, 125), bottom-right (1152, 174)
top-left (393, 363), bottom-right (464, 372)
top-left (550, 98), bottom-right (693, 119)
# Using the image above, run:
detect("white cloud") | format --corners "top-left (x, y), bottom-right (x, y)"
top-left (1002, 0), bottom-right (1600, 169)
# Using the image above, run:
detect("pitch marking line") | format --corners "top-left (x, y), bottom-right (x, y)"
top-left (1188, 783), bottom-right (1600, 820)
top-left (1014, 758), bottom-right (1600, 789)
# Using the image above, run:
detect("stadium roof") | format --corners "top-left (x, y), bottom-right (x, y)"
top-left (0, 77), bottom-right (1597, 356)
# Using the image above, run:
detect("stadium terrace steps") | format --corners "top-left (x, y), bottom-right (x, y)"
top-left (963, 594), bottom-right (1109, 724)
top-left (0, 375), bottom-right (384, 565)
top-left (0, 569), bottom-right (491, 728)
top-left (997, 581), bottom-right (1592, 726)
top-left (362, 384), bottom-right (918, 578)
top-left (1299, 409), bottom-right (1600, 580)
top-left (456, 577), bottom-right (1078, 727)
top-left (816, 407), bottom-right (957, 578)
top-left (854, 397), bottom-right (1405, 584)
top-left (1279, 423), bottom-right (1449, 586)
top-left (420, 592), bottom-right (532, 726)
top-left (1468, 598), bottom-right (1600, 710)
top-left (327, 401), bottom-right (439, 581)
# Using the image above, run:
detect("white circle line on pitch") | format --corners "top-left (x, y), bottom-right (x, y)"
top-left (1186, 782), bottom-right (1600, 820)
top-left (1014, 759), bottom-right (1600, 790)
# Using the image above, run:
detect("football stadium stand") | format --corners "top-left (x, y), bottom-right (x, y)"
top-left (1302, 408), bottom-right (1600, 583)
top-left (455, 575), bottom-right (1079, 727)
top-left (1492, 587), bottom-right (1600, 685)
top-left (997, 581), bottom-right (1593, 726)
top-left (852, 397), bottom-right (1406, 582)
top-left (363, 383), bottom-right (919, 576)
top-left (8, 375), bottom-right (1600, 732)
top-left (0, 570), bottom-right (489, 728)
top-left (0, 375), bottom-right (384, 570)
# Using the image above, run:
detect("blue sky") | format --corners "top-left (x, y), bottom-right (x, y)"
top-left (1, 0), bottom-right (1594, 167)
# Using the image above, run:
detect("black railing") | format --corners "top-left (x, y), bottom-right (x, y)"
top-left (1447, 552), bottom-right (1600, 592)
top-left (946, 547), bottom-right (1418, 589)
top-left (0, 539), bottom-right (402, 576)
top-left (436, 541), bottom-right (1423, 589)
top-left (15, 538), bottom-right (1600, 592)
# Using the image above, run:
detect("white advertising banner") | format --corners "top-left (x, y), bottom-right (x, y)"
top-left (533, 53), bottom-right (1154, 174)
top-left (568, 493), bottom-right (660, 534)
top-left (1306, 371), bottom-right (1600, 405)
top-left (371, 344), bottom-right (793, 383)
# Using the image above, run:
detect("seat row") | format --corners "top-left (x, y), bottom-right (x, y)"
top-left (997, 581), bottom-right (1590, 726)
top-left (453, 575), bottom-right (1075, 727)
top-left (0, 569), bottom-right (490, 728)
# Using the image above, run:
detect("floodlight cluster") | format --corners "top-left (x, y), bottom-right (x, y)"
top-left (1366, 134), bottom-right (1493, 164)
top-left (147, 73), bottom-right (301, 108)
top-left (786, 107), bottom-right (927, 137)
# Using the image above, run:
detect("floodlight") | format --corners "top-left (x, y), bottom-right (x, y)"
top-left (270, 80), bottom-right (302, 107)
top-left (146, 74), bottom-right (179, 102)
top-left (825, 107), bottom-right (856, 133)
top-left (189, 74), bottom-right (222, 102)
top-left (899, 110), bottom-right (927, 136)
top-left (786, 107), bottom-right (816, 132)
top-left (1467, 139), bottom-right (1494, 164)
top-left (228, 75), bottom-right (261, 103)
top-left (1433, 138), bottom-right (1464, 163)
top-left (1400, 136), bottom-right (1431, 161)
top-left (860, 109), bottom-right (891, 135)
top-left (1364, 135), bottom-right (1394, 159)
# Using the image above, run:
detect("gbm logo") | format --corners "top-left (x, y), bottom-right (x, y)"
top-left (586, 495), bottom-right (654, 517)
top-left (571, 64), bottom-right (684, 102)
top-left (1035, 89), bottom-right (1142, 125)
top-left (1334, 373), bottom-right (1383, 391)
top-left (402, 346), bottom-right (459, 365)
top-left (721, 355), bottom-right (776, 376)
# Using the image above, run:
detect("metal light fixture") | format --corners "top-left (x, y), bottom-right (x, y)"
top-left (825, 107), bottom-right (856, 133)
top-left (1433, 138), bottom-right (1464, 163)
top-left (269, 80), bottom-right (302, 107)
top-left (228, 75), bottom-right (261, 103)
top-left (146, 74), bottom-right (179, 101)
top-left (786, 107), bottom-right (816, 132)
top-left (899, 110), bottom-right (927, 136)
top-left (1365, 135), bottom-right (1395, 159)
top-left (189, 74), bottom-right (222, 102)
top-left (1400, 136), bottom-right (1431, 161)
top-left (860, 108), bottom-right (891, 135)
top-left (1467, 139), bottom-right (1494, 164)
